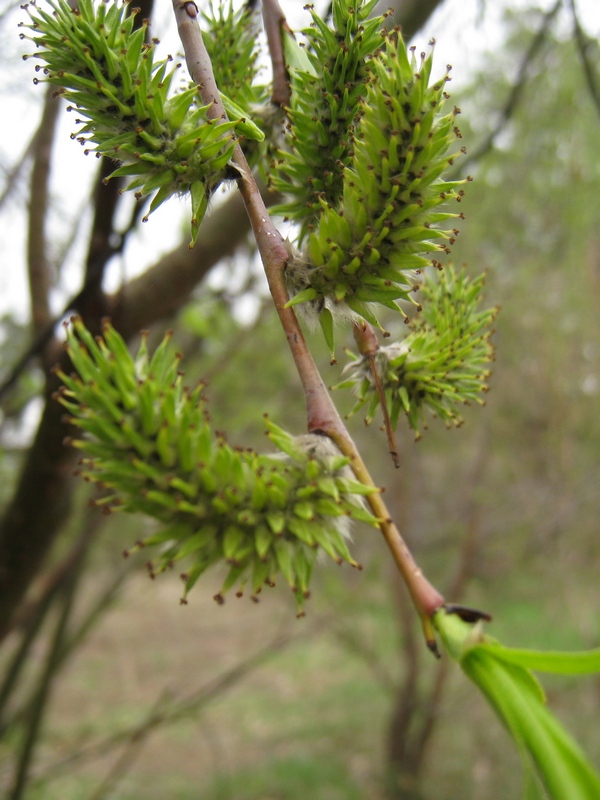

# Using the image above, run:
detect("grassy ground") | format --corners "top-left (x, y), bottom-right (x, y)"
top-left (1, 533), bottom-right (599, 799)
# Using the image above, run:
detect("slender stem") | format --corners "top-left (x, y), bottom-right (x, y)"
top-left (340, 447), bottom-right (444, 654)
top-left (171, 1), bottom-right (445, 651)
top-left (353, 322), bottom-right (400, 469)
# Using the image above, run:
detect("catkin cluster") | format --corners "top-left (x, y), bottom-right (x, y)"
top-left (272, 1), bottom-right (469, 343)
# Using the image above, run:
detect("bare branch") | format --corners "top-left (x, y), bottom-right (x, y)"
top-left (568, 0), bottom-right (600, 121)
top-left (262, 0), bottom-right (291, 107)
top-left (29, 630), bottom-right (301, 786)
top-left (457, 0), bottom-right (562, 174)
top-left (27, 88), bottom-right (60, 338)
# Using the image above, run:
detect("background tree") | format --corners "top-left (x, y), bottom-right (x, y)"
top-left (0, 1), bottom-right (599, 799)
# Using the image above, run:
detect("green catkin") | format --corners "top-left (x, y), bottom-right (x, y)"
top-left (56, 318), bottom-right (379, 611)
top-left (21, 0), bottom-right (264, 246)
top-left (270, 0), bottom-right (471, 341)
top-left (334, 265), bottom-right (498, 438)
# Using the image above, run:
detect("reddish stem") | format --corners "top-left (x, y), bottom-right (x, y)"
top-left (353, 322), bottom-right (400, 468)
top-left (171, 1), bottom-right (445, 651)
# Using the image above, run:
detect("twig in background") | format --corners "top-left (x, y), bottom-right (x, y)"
top-left (28, 630), bottom-right (302, 787)
top-left (386, 432), bottom-right (488, 793)
top-left (27, 87), bottom-right (60, 338)
top-left (7, 556), bottom-right (83, 800)
top-left (568, 0), bottom-right (600, 121)
top-left (455, 0), bottom-right (562, 175)
top-left (261, 0), bottom-right (291, 108)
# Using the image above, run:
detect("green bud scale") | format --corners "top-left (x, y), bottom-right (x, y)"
top-left (55, 318), bottom-right (378, 613)
top-left (20, 0), bottom-right (262, 246)
top-left (335, 265), bottom-right (498, 438)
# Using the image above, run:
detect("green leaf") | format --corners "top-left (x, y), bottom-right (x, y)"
top-left (487, 645), bottom-right (600, 676)
top-left (284, 287), bottom-right (318, 308)
top-left (435, 610), bottom-right (600, 800)
top-left (318, 307), bottom-right (336, 361)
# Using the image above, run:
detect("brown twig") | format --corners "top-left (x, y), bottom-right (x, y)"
top-left (568, 0), bottom-right (600, 121)
top-left (353, 322), bottom-right (400, 469)
top-left (172, 0), bottom-right (337, 436)
top-left (27, 87), bottom-right (60, 339)
top-left (261, 0), bottom-right (291, 107)
top-left (455, 0), bottom-right (562, 175)
top-left (172, 1), bottom-right (445, 652)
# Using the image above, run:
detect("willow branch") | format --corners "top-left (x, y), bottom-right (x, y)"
top-left (172, 1), bottom-right (445, 652)
top-left (172, 0), bottom-right (337, 435)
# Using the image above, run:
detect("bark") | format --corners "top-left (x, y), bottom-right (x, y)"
top-left (27, 88), bottom-right (60, 339)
